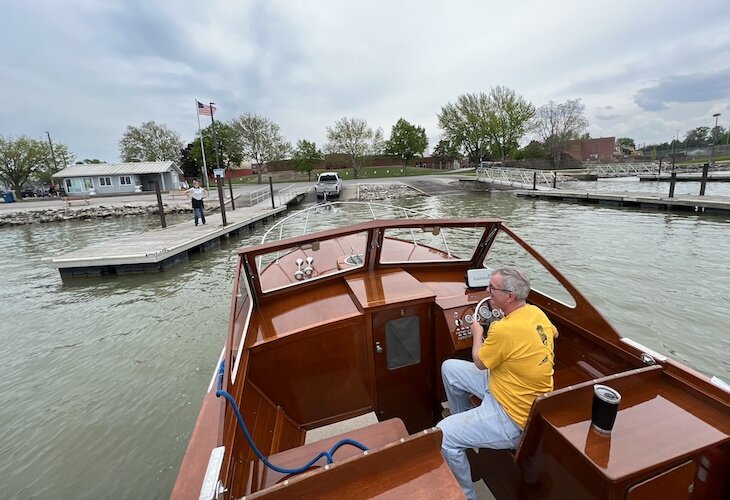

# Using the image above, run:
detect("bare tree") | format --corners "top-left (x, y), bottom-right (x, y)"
top-left (325, 117), bottom-right (383, 179)
top-left (230, 113), bottom-right (291, 183)
top-left (533, 99), bottom-right (589, 168)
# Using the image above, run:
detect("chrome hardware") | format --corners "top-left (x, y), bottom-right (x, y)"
top-left (375, 342), bottom-right (383, 354)
top-left (294, 258), bottom-right (304, 280)
top-left (640, 353), bottom-right (656, 365)
top-left (304, 256), bottom-right (314, 276)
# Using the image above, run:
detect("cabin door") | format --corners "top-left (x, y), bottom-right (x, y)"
top-left (371, 303), bottom-right (434, 433)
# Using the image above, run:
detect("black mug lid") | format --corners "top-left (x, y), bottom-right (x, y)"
top-left (594, 384), bottom-right (621, 403)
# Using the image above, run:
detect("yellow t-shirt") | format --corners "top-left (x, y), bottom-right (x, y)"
top-left (478, 304), bottom-right (557, 428)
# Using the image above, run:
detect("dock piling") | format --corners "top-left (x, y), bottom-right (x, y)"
top-left (700, 163), bottom-right (709, 196)
top-left (669, 172), bottom-right (677, 198)
top-left (228, 178), bottom-right (235, 210)
top-left (216, 177), bottom-right (227, 226)
top-left (155, 181), bottom-right (166, 228)
top-left (269, 176), bottom-right (275, 209)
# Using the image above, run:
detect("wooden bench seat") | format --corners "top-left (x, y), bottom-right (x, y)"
top-left (249, 417), bottom-right (409, 494)
top-left (64, 196), bottom-right (91, 206)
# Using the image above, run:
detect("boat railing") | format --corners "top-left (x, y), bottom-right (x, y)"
top-left (257, 201), bottom-right (442, 271)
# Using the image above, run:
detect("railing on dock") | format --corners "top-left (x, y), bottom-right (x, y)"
top-left (476, 167), bottom-right (555, 190)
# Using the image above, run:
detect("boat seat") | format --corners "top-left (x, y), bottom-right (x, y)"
top-left (249, 417), bottom-right (409, 493)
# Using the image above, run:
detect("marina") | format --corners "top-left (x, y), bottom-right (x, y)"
top-left (2, 183), bottom-right (729, 498)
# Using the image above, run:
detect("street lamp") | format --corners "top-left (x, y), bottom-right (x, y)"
top-left (709, 112), bottom-right (721, 165)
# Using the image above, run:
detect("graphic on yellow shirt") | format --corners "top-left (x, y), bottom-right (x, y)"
top-left (478, 304), bottom-right (557, 428)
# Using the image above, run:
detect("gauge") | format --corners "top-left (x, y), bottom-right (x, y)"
top-left (464, 314), bottom-right (473, 324)
top-left (478, 305), bottom-right (492, 320)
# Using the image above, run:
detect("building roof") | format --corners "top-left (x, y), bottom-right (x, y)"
top-left (52, 161), bottom-right (181, 178)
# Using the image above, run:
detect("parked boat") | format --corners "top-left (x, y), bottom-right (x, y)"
top-left (172, 203), bottom-right (730, 499)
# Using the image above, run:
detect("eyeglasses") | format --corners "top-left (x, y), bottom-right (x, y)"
top-left (487, 283), bottom-right (512, 294)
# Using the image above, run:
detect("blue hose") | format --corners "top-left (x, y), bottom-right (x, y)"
top-left (215, 360), bottom-right (369, 475)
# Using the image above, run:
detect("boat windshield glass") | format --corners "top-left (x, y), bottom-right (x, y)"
top-left (484, 230), bottom-right (576, 307)
top-left (380, 226), bottom-right (484, 263)
top-left (257, 230), bottom-right (368, 292)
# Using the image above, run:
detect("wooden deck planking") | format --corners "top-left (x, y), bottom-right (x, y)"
top-left (517, 190), bottom-right (730, 215)
top-left (50, 191), bottom-right (307, 276)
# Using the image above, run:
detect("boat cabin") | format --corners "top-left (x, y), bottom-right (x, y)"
top-left (173, 216), bottom-right (730, 499)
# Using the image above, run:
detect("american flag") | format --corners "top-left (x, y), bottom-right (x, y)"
top-left (197, 101), bottom-right (216, 116)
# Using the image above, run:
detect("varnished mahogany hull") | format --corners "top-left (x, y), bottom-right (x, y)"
top-left (173, 218), bottom-right (730, 499)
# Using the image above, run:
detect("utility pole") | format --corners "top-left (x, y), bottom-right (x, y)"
top-left (709, 113), bottom-right (721, 165)
top-left (45, 131), bottom-right (59, 170)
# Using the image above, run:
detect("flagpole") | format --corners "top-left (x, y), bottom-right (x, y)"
top-left (209, 102), bottom-right (222, 172)
top-left (195, 99), bottom-right (210, 189)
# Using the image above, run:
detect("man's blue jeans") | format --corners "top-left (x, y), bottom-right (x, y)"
top-left (194, 207), bottom-right (206, 225)
top-left (437, 359), bottom-right (523, 500)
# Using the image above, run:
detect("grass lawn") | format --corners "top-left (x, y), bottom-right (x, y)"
top-left (228, 165), bottom-right (469, 184)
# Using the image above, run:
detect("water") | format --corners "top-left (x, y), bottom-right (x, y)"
top-left (1, 188), bottom-right (729, 498)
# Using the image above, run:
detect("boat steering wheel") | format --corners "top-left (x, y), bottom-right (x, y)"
top-left (474, 296), bottom-right (503, 331)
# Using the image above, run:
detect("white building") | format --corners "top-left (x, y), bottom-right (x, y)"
top-left (52, 162), bottom-right (184, 195)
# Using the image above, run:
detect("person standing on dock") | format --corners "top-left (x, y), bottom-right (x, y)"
top-left (187, 180), bottom-right (208, 226)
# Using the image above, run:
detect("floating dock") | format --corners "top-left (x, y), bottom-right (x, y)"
top-left (639, 172), bottom-right (730, 182)
top-left (50, 191), bottom-right (307, 277)
top-left (517, 190), bottom-right (730, 215)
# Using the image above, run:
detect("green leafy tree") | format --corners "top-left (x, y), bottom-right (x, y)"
top-left (292, 140), bottom-right (322, 181)
top-left (36, 142), bottom-right (75, 183)
top-left (437, 93), bottom-right (491, 165)
top-left (485, 86), bottom-right (535, 161)
top-left (230, 113), bottom-right (291, 183)
top-left (532, 99), bottom-right (589, 168)
top-left (179, 143), bottom-right (200, 179)
top-left (118, 121), bottom-right (183, 162)
top-left (516, 140), bottom-right (546, 160)
top-left (683, 127), bottom-right (710, 148)
top-left (0, 136), bottom-right (48, 198)
top-left (75, 158), bottom-right (105, 164)
top-left (617, 137), bottom-right (636, 149)
top-left (191, 122), bottom-right (243, 178)
top-left (325, 117), bottom-right (384, 179)
top-left (384, 118), bottom-right (428, 175)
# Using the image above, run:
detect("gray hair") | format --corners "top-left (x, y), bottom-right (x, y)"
top-left (493, 268), bottom-right (530, 301)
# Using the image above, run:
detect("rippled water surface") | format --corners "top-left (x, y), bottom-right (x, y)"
top-left (1, 186), bottom-right (728, 498)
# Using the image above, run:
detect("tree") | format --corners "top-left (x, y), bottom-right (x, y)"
top-left (516, 140), bottom-right (546, 160)
top-left (190, 122), bottom-right (243, 178)
top-left (532, 99), bottom-right (589, 168)
top-left (325, 117), bottom-right (384, 179)
top-left (36, 142), bottom-right (75, 184)
top-left (437, 93), bottom-right (491, 165)
top-left (0, 136), bottom-right (48, 198)
top-left (179, 143), bottom-right (200, 179)
top-left (617, 137), bottom-right (636, 149)
top-left (75, 158), bottom-right (104, 164)
top-left (684, 127), bottom-right (710, 147)
top-left (230, 113), bottom-right (291, 184)
top-left (384, 118), bottom-right (428, 175)
top-left (485, 86), bottom-right (535, 161)
top-left (118, 121), bottom-right (183, 162)
top-left (292, 139), bottom-right (322, 181)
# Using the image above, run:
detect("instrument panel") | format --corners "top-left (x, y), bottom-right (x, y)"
top-left (445, 306), bottom-right (476, 350)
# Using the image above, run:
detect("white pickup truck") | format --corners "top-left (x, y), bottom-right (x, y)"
top-left (314, 172), bottom-right (342, 199)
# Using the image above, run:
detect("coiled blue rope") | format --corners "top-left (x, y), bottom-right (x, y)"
top-left (215, 360), bottom-right (369, 475)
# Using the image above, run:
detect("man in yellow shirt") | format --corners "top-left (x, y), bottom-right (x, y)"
top-left (437, 268), bottom-right (558, 499)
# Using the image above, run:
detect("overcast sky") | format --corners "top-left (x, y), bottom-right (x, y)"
top-left (2, 0), bottom-right (729, 163)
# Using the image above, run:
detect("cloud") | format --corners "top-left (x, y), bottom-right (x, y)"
top-left (634, 68), bottom-right (730, 111)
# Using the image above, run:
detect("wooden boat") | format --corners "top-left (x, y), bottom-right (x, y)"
top-left (172, 203), bottom-right (730, 499)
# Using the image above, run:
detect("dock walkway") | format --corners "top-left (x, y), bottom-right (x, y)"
top-left (51, 190), bottom-right (308, 277)
top-left (517, 190), bottom-right (730, 215)
top-left (638, 171), bottom-right (730, 182)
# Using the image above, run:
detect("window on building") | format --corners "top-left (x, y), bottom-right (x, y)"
top-left (120, 176), bottom-right (132, 185)
top-left (99, 177), bottom-right (112, 186)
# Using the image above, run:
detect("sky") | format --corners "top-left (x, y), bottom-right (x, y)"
top-left (2, 0), bottom-right (730, 163)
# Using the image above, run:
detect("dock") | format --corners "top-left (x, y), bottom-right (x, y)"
top-left (51, 190), bottom-right (308, 277)
top-left (639, 171), bottom-right (730, 182)
top-left (516, 190), bottom-right (730, 215)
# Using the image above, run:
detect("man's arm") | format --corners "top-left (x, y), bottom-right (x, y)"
top-left (471, 321), bottom-right (487, 370)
